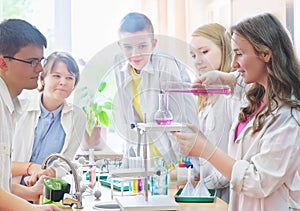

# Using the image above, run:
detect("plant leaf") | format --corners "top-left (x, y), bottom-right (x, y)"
top-left (99, 111), bottom-right (109, 127)
top-left (103, 101), bottom-right (113, 110)
top-left (98, 81), bottom-right (107, 93)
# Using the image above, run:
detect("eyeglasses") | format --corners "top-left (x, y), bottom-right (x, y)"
top-left (3, 56), bottom-right (47, 68)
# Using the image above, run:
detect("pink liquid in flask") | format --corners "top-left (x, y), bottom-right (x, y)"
top-left (156, 119), bottom-right (173, 125)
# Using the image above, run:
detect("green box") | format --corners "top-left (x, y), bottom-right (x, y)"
top-left (43, 178), bottom-right (70, 202)
top-left (174, 188), bottom-right (216, 203)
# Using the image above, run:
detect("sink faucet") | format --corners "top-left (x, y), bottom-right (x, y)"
top-left (41, 153), bottom-right (83, 209)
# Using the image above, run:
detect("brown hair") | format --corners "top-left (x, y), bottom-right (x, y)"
top-left (231, 13), bottom-right (300, 132)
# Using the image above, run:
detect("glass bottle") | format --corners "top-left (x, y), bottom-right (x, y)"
top-left (150, 157), bottom-right (168, 195)
top-left (154, 92), bottom-right (173, 125)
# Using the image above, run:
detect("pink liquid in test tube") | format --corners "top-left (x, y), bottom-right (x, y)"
top-left (165, 86), bottom-right (231, 95)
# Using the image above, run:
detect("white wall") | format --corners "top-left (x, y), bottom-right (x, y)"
top-left (231, 0), bottom-right (286, 24)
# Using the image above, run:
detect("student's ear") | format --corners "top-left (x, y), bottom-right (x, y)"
top-left (151, 38), bottom-right (157, 49)
top-left (262, 49), bottom-right (272, 63)
top-left (0, 57), bottom-right (8, 71)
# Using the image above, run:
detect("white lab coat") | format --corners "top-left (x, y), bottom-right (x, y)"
top-left (113, 52), bottom-right (199, 165)
top-left (198, 94), bottom-right (241, 202)
top-left (0, 78), bottom-right (22, 192)
top-left (199, 73), bottom-right (247, 202)
top-left (12, 92), bottom-right (87, 183)
top-left (228, 101), bottom-right (300, 211)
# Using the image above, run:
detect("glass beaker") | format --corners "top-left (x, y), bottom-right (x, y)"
top-left (154, 92), bottom-right (173, 125)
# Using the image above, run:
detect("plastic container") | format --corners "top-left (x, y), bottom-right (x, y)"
top-left (44, 178), bottom-right (70, 202)
top-left (177, 162), bottom-right (187, 183)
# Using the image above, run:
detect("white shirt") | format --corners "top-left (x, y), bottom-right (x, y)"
top-left (12, 92), bottom-right (87, 183)
top-left (0, 78), bottom-right (21, 192)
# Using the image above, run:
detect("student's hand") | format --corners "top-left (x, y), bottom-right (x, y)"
top-left (32, 204), bottom-right (63, 211)
top-left (27, 163), bottom-right (54, 177)
top-left (172, 125), bottom-right (216, 160)
top-left (195, 70), bottom-right (225, 85)
top-left (172, 124), bottom-right (201, 156)
top-left (24, 172), bottom-right (39, 187)
top-left (28, 175), bottom-right (49, 202)
top-left (195, 70), bottom-right (237, 91)
top-left (191, 83), bottom-right (208, 96)
top-left (25, 168), bottom-right (55, 187)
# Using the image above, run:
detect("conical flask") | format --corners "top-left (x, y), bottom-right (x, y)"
top-left (154, 92), bottom-right (173, 125)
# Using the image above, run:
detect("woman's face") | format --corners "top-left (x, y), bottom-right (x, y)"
top-left (190, 36), bottom-right (222, 75)
top-left (42, 61), bottom-right (76, 103)
top-left (231, 32), bottom-right (269, 86)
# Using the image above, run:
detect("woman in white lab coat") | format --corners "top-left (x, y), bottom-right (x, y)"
top-left (173, 13), bottom-right (300, 210)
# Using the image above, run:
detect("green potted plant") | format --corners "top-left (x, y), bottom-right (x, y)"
top-left (80, 81), bottom-right (113, 151)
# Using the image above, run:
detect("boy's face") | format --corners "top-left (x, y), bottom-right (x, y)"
top-left (1, 45), bottom-right (44, 97)
top-left (119, 30), bottom-right (157, 71)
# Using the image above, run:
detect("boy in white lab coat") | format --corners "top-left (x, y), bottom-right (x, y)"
top-left (0, 18), bottom-right (62, 211)
top-left (113, 12), bottom-right (199, 168)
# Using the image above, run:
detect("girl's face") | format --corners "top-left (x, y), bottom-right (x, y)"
top-left (42, 61), bottom-right (76, 103)
top-left (231, 33), bottom-right (269, 86)
top-left (119, 30), bottom-right (157, 71)
top-left (190, 36), bottom-right (222, 75)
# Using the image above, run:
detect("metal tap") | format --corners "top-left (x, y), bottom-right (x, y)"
top-left (41, 153), bottom-right (83, 209)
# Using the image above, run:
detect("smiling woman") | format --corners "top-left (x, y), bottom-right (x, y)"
top-left (11, 51), bottom-right (87, 187)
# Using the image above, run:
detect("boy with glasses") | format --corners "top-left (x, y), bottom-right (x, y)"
top-left (0, 18), bottom-right (62, 210)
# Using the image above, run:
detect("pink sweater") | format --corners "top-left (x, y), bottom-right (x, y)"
top-left (234, 102), bottom-right (265, 141)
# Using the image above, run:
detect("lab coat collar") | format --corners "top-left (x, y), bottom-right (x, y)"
top-left (26, 92), bottom-right (73, 114)
top-left (0, 77), bottom-right (21, 115)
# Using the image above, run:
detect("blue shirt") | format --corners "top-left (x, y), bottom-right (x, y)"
top-left (30, 96), bottom-right (66, 164)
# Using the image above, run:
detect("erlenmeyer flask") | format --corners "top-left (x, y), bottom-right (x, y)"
top-left (154, 92), bottom-right (173, 125)
top-left (180, 166), bottom-right (194, 197)
top-left (192, 161), bottom-right (210, 197)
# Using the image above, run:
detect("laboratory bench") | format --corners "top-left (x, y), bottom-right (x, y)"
top-left (57, 185), bottom-right (228, 211)
top-left (51, 144), bottom-right (228, 210)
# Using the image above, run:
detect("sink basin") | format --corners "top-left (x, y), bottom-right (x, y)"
top-left (93, 201), bottom-right (121, 210)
